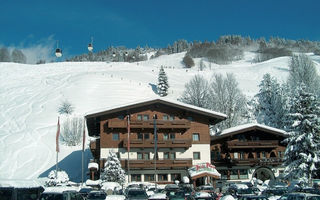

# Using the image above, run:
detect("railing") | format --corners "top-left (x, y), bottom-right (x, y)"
top-left (227, 140), bottom-right (279, 148)
top-left (108, 119), bottom-right (191, 129)
top-left (123, 138), bottom-right (192, 148)
top-left (213, 157), bottom-right (284, 166)
top-left (120, 158), bottom-right (193, 169)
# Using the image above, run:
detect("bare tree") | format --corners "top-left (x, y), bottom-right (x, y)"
top-left (60, 116), bottom-right (83, 146)
top-left (179, 74), bottom-right (210, 108)
top-left (210, 73), bottom-right (247, 129)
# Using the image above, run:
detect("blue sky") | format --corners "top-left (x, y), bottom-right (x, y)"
top-left (1, 0), bottom-right (319, 59)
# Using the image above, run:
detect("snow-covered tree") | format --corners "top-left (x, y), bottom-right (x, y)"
top-left (179, 74), bottom-right (210, 108)
top-left (11, 49), bottom-right (27, 63)
top-left (210, 73), bottom-right (247, 129)
top-left (283, 84), bottom-right (320, 185)
top-left (45, 170), bottom-right (69, 186)
top-left (60, 116), bottom-right (83, 146)
top-left (288, 54), bottom-right (320, 95)
top-left (100, 151), bottom-right (125, 185)
top-left (0, 47), bottom-right (11, 62)
top-left (58, 100), bottom-right (74, 115)
top-left (255, 73), bottom-right (289, 128)
top-left (157, 66), bottom-right (169, 97)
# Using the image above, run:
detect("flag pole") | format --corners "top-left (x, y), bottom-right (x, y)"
top-left (127, 115), bottom-right (130, 183)
top-left (153, 114), bottom-right (157, 189)
top-left (55, 116), bottom-right (60, 180)
top-left (82, 118), bottom-right (86, 186)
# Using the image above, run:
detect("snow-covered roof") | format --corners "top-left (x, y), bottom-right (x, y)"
top-left (88, 162), bottom-right (99, 170)
top-left (85, 97), bottom-right (227, 122)
top-left (212, 123), bottom-right (288, 139)
top-left (85, 179), bottom-right (101, 186)
top-left (0, 179), bottom-right (43, 188)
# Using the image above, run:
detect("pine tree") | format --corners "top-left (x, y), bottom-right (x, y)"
top-left (283, 84), bottom-right (320, 185)
top-left (157, 66), bottom-right (169, 97)
top-left (100, 151), bottom-right (126, 185)
top-left (255, 73), bottom-right (289, 128)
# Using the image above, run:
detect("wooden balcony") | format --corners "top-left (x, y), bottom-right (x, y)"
top-left (120, 158), bottom-right (193, 169)
top-left (108, 119), bottom-right (191, 129)
top-left (213, 157), bottom-right (283, 166)
top-left (123, 139), bottom-right (192, 149)
top-left (226, 140), bottom-right (279, 149)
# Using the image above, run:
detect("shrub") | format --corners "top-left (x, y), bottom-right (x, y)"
top-left (183, 54), bottom-right (195, 68)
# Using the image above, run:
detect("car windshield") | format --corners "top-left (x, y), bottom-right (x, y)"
top-left (88, 192), bottom-right (106, 199)
top-left (39, 193), bottom-right (63, 200)
top-left (128, 190), bottom-right (147, 198)
top-left (237, 188), bottom-right (255, 195)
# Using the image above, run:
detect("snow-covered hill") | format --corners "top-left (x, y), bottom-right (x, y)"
top-left (0, 52), bottom-right (319, 182)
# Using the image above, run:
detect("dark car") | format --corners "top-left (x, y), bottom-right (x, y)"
top-left (126, 188), bottom-right (149, 200)
top-left (79, 187), bottom-right (93, 198)
top-left (87, 191), bottom-right (107, 200)
top-left (0, 186), bottom-right (44, 200)
top-left (197, 185), bottom-right (216, 197)
top-left (167, 190), bottom-right (187, 200)
top-left (39, 189), bottom-right (84, 200)
top-left (262, 188), bottom-right (288, 199)
top-left (238, 195), bottom-right (268, 200)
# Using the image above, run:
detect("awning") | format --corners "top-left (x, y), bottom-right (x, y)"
top-left (188, 162), bottom-right (221, 180)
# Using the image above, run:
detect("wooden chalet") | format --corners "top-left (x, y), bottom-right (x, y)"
top-left (85, 98), bottom-right (227, 184)
top-left (211, 123), bottom-right (288, 184)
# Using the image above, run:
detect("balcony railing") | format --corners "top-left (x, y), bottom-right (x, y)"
top-left (123, 139), bottom-right (192, 149)
top-left (120, 158), bottom-right (193, 169)
top-left (226, 140), bottom-right (279, 149)
top-left (213, 157), bottom-right (283, 166)
top-left (108, 119), bottom-right (191, 129)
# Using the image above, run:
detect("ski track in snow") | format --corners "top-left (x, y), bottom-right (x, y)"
top-left (0, 53), bottom-right (319, 181)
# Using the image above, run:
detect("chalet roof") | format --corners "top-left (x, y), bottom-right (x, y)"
top-left (212, 123), bottom-right (288, 140)
top-left (85, 97), bottom-right (227, 123)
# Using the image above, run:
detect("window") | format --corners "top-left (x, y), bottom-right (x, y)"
top-left (169, 115), bottom-right (175, 121)
top-left (193, 133), bottom-right (200, 141)
top-left (158, 174), bottom-right (168, 181)
top-left (170, 152), bottom-right (176, 159)
top-left (193, 152), bottom-right (201, 160)
top-left (164, 152), bottom-right (176, 159)
top-left (163, 115), bottom-right (169, 120)
top-left (170, 133), bottom-right (175, 139)
top-left (261, 151), bottom-right (266, 158)
top-left (137, 152), bottom-right (149, 160)
top-left (137, 114), bottom-right (142, 121)
top-left (144, 174), bottom-right (155, 182)
top-left (112, 133), bottom-right (119, 141)
top-left (187, 116), bottom-right (193, 121)
top-left (239, 152), bottom-right (245, 160)
top-left (234, 152), bottom-right (239, 159)
top-left (239, 169), bottom-right (248, 179)
top-left (171, 173), bottom-right (181, 181)
top-left (163, 133), bottom-right (169, 140)
top-left (144, 133), bottom-right (150, 140)
top-left (137, 133), bottom-right (143, 140)
top-left (131, 174), bottom-right (141, 182)
top-left (118, 115), bottom-right (124, 120)
top-left (143, 115), bottom-right (149, 121)
top-left (137, 152), bottom-right (143, 160)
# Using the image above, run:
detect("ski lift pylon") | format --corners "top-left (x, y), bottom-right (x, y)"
top-left (55, 41), bottom-right (62, 58)
top-left (88, 37), bottom-right (93, 52)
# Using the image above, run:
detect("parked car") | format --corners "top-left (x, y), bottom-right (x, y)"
top-left (238, 195), bottom-right (268, 200)
top-left (126, 188), bottom-right (149, 200)
top-left (193, 192), bottom-right (215, 200)
top-left (39, 187), bottom-right (84, 200)
top-left (283, 193), bottom-right (320, 200)
top-left (148, 193), bottom-right (167, 200)
top-left (0, 186), bottom-right (44, 200)
top-left (106, 195), bottom-right (126, 200)
top-left (167, 190), bottom-right (188, 200)
top-left (197, 185), bottom-right (216, 197)
top-left (262, 188), bottom-right (288, 200)
top-left (87, 190), bottom-right (107, 200)
top-left (79, 187), bottom-right (93, 199)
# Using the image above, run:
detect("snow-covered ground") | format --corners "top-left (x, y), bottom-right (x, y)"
top-left (0, 51), bottom-right (319, 182)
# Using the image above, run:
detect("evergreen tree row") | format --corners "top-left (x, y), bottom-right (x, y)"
top-left (0, 47), bottom-right (27, 63)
